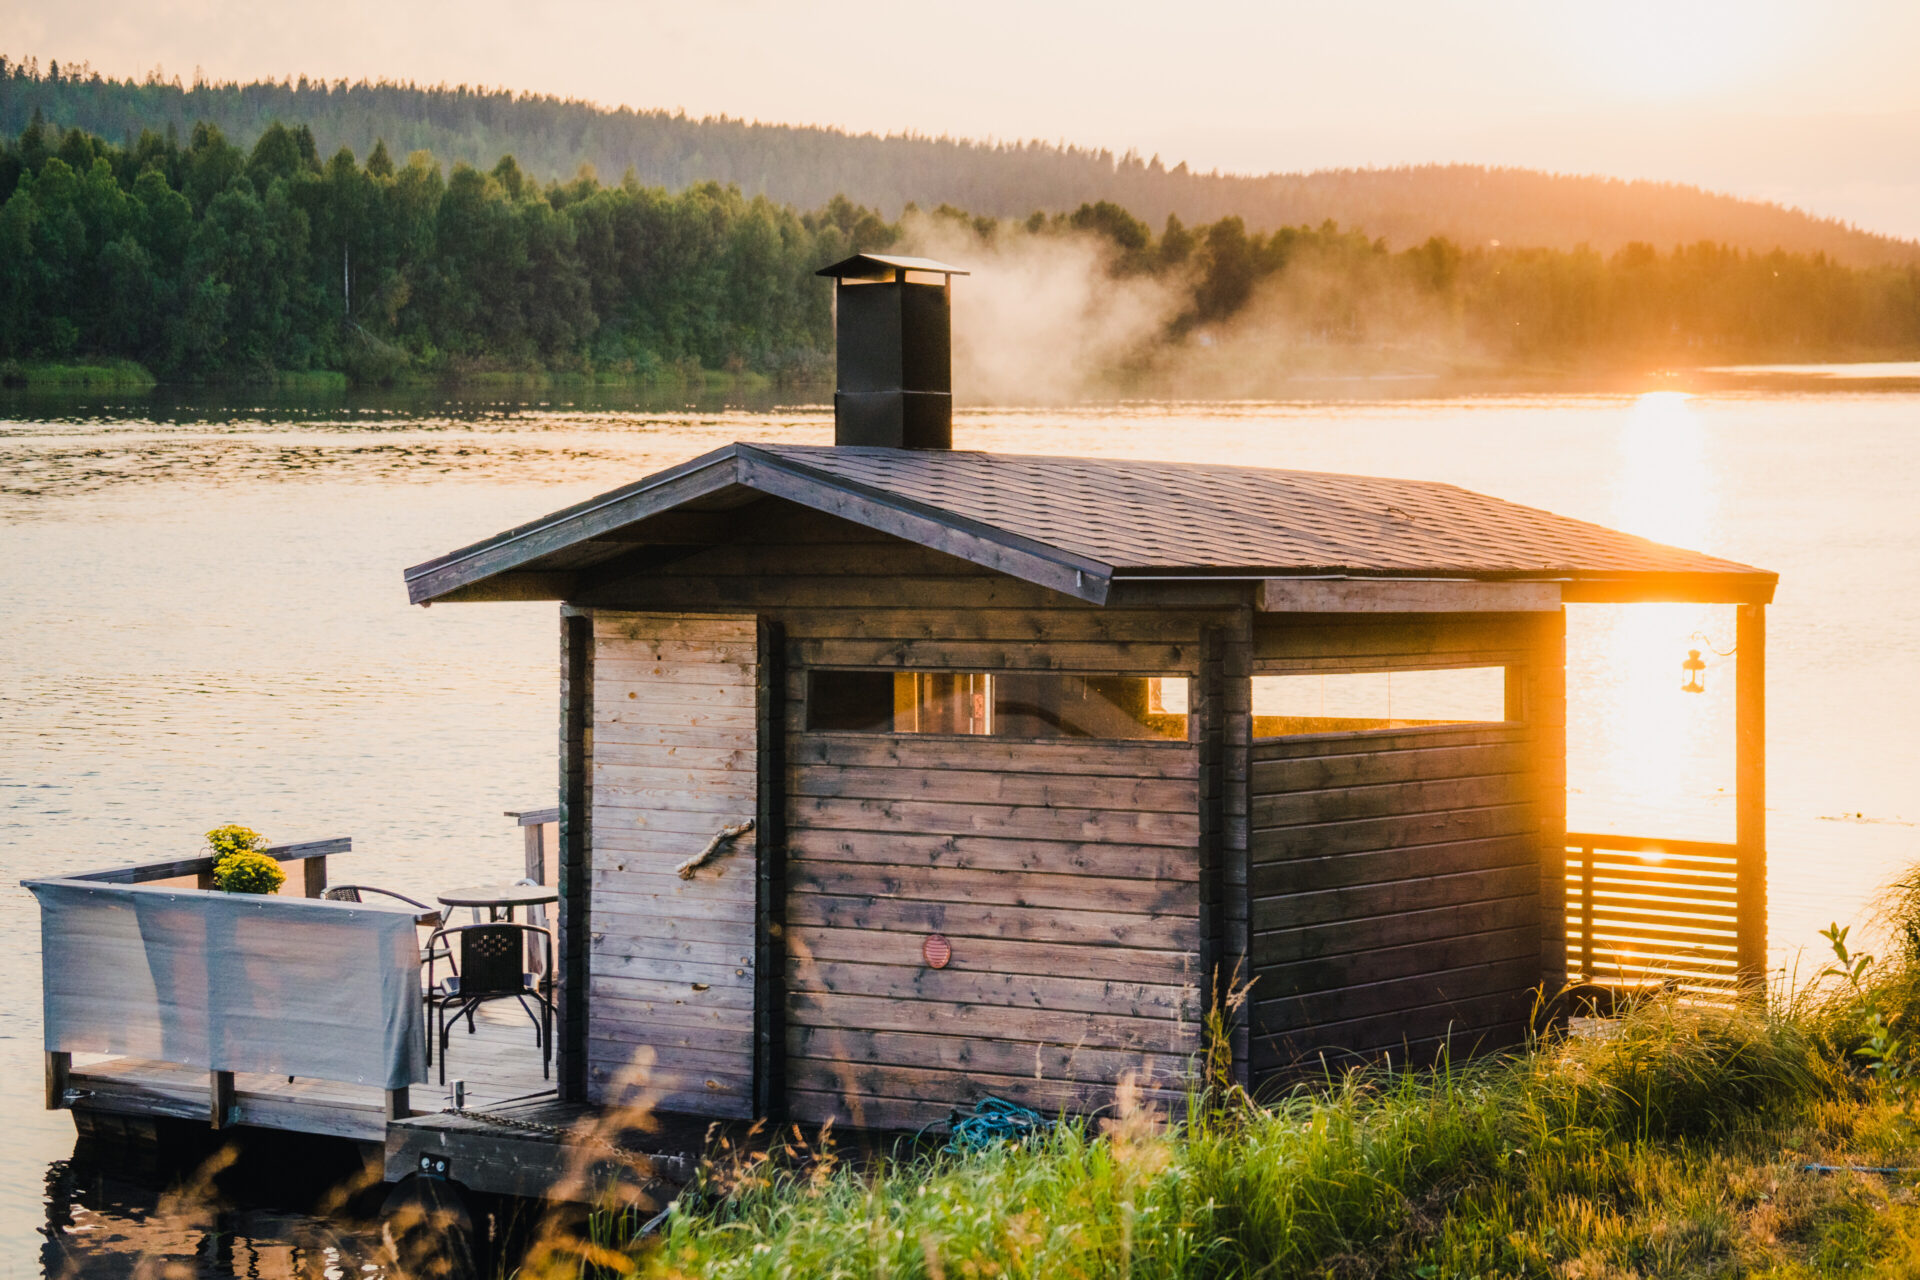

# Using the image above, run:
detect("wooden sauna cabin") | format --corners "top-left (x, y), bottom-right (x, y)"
top-left (403, 255), bottom-right (1779, 1131)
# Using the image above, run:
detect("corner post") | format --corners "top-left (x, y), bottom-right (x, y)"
top-left (303, 854), bottom-right (328, 898)
top-left (1736, 603), bottom-right (1768, 992)
top-left (1196, 623), bottom-right (1246, 1084)
top-left (556, 609), bottom-right (594, 1102)
top-left (753, 618), bottom-right (788, 1121)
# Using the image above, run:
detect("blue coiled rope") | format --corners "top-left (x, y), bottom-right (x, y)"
top-left (944, 1096), bottom-right (1053, 1154)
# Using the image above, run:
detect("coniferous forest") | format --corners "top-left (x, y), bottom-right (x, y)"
top-left (8, 55), bottom-right (1917, 269)
top-left (5, 109), bottom-right (1920, 388)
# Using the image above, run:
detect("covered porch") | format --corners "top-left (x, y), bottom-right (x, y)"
top-left (1560, 599), bottom-right (1770, 1001)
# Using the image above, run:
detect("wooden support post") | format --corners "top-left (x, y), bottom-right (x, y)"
top-left (753, 617), bottom-right (788, 1121)
top-left (303, 854), bottom-right (328, 898)
top-left (45, 1051), bottom-right (70, 1110)
top-left (1533, 610), bottom-right (1570, 1014)
top-left (1736, 603), bottom-right (1768, 992)
top-left (385, 1087), bottom-right (411, 1123)
top-left (1195, 626), bottom-right (1226, 1028)
top-left (1224, 608), bottom-right (1253, 1090)
top-left (209, 1070), bottom-right (235, 1129)
top-left (555, 610), bottom-right (594, 1103)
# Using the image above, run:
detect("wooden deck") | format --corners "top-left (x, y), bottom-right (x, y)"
top-left (68, 998), bottom-right (552, 1139)
top-left (59, 1000), bottom-right (677, 1199)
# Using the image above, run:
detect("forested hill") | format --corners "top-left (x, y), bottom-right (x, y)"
top-left (6, 54), bottom-right (1917, 269)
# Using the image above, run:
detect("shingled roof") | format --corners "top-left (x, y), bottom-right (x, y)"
top-left (404, 443), bottom-right (1776, 606)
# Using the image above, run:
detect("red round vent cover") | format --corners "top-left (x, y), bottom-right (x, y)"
top-left (922, 933), bottom-right (952, 969)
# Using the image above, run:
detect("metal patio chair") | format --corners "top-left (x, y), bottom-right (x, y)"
top-left (423, 921), bottom-right (554, 1085)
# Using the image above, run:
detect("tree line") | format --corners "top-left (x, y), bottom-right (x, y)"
top-left (4, 115), bottom-right (1919, 385)
top-left (5, 53), bottom-right (1916, 270)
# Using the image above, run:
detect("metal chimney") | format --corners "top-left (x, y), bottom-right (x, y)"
top-left (815, 254), bottom-right (968, 449)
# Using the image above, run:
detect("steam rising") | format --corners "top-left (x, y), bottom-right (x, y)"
top-left (897, 214), bottom-right (1480, 404)
top-left (898, 215), bottom-right (1185, 404)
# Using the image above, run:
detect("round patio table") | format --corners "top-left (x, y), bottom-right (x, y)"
top-left (436, 883), bottom-right (558, 923)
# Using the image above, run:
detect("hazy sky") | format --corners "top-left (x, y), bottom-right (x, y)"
top-left (13, 0), bottom-right (1920, 237)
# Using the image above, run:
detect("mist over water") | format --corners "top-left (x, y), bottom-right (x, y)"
top-left (4, 384), bottom-right (1917, 1273)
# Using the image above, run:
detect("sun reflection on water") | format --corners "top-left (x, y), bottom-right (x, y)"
top-left (1567, 392), bottom-right (1736, 843)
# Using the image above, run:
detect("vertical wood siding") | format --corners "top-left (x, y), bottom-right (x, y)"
top-left (586, 611), bottom-right (760, 1117)
top-left (1247, 612), bottom-right (1563, 1082)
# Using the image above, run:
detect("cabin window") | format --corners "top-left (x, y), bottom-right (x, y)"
top-left (807, 670), bottom-right (1189, 741)
top-left (1252, 666), bottom-right (1508, 738)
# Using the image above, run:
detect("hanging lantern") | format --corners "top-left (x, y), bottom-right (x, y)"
top-left (1681, 649), bottom-right (1707, 694)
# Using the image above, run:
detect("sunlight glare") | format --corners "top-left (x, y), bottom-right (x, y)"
top-left (1565, 390), bottom-right (1734, 843)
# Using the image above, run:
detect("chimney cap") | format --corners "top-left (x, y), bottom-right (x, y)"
top-left (817, 253), bottom-right (969, 281)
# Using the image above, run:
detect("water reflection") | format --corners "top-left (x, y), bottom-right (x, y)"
top-left (1616, 391), bottom-right (1711, 549)
top-left (39, 1132), bottom-right (392, 1279)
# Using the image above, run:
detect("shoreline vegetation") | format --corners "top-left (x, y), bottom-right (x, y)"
top-left (5, 113), bottom-right (1920, 395)
top-left (515, 886), bottom-right (1920, 1279)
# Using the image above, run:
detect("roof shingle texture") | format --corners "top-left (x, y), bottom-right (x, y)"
top-left (757, 444), bottom-right (1766, 579)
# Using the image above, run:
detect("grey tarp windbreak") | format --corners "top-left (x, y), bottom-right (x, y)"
top-left (30, 879), bottom-right (427, 1090)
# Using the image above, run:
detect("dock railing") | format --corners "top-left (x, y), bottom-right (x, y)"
top-left (506, 807), bottom-right (559, 885)
top-left (26, 837), bottom-right (428, 1125)
top-left (1565, 832), bottom-right (1763, 999)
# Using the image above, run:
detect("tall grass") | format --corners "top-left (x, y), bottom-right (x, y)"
top-left (596, 995), bottom-right (1887, 1280)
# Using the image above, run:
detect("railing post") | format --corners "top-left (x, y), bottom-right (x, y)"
top-left (1736, 604), bottom-right (1768, 994)
top-left (303, 854), bottom-right (328, 898)
top-left (523, 822), bottom-right (546, 885)
top-left (45, 1051), bottom-right (70, 1110)
top-left (386, 1087), bottom-right (411, 1122)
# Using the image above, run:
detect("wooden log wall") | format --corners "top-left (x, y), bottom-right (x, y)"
top-left (1246, 612), bottom-right (1565, 1082)
top-left (578, 505), bottom-right (1244, 1131)
top-left (585, 611), bottom-right (761, 1117)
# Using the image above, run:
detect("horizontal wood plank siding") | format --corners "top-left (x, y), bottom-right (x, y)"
top-left (587, 612), bottom-right (760, 1117)
top-left (1248, 612), bottom-right (1558, 1081)
top-left (787, 717), bottom-right (1204, 1128)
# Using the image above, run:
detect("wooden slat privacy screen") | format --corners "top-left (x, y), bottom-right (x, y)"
top-left (1564, 833), bottom-right (1746, 997)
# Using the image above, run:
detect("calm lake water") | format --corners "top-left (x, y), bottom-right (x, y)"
top-left (4, 382), bottom-right (1918, 1273)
